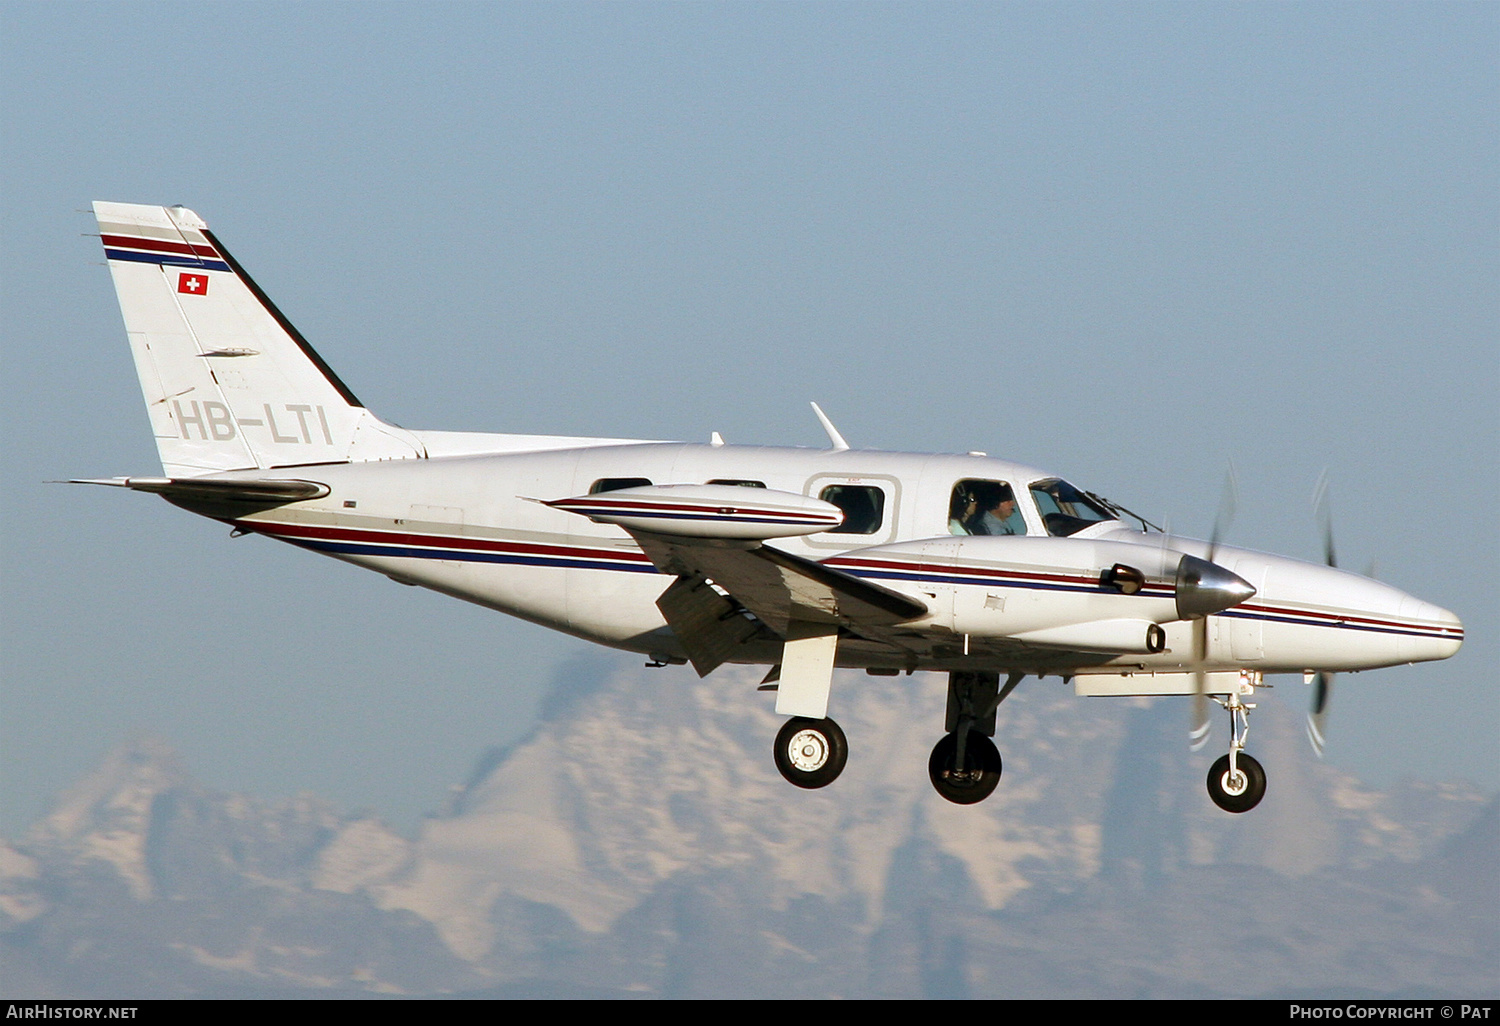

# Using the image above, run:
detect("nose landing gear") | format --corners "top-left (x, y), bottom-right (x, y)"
top-left (1207, 751), bottom-right (1266, 812)
top-left (1205, 689), bottom-right (1266, 813)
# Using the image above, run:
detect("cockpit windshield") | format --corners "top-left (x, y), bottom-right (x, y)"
top-left (1029, 478), bottom-right (1118, 537)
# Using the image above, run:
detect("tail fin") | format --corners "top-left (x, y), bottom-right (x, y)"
top-left (93, 202), bottom-right (423, 476)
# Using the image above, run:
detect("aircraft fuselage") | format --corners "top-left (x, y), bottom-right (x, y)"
top-left (181, 441), bottom-right (1460, 685)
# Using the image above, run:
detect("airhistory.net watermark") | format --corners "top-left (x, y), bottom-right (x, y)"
top-left (5, 1009), bottom-right (136, 1020)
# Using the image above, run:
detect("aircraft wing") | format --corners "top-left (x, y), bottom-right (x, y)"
top-left (542, 483), bottom-right (929, 677)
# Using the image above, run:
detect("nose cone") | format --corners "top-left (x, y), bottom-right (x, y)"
top-left (1398, 598), bottom-right (1464, 663)
top-left (1175, 554), bottom-right (1257, 619)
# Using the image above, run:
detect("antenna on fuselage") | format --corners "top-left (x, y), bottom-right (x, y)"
top-left (810, 402), bottom-right (850, 451)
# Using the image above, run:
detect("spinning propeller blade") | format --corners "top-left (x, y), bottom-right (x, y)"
top-left (1190, 616), bottom-right (1212, 750)
top-left (1307, 473), bottom-right (1339, 757)
top-left (1307, 670), bottom-right (1333, 758)
top-left (1190, 467), bottom-right (1239, 750)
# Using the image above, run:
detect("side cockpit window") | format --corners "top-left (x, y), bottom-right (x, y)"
top-left (819, 485), bottom-right (885, 535)
top-left (1029, 478), bottom-right (1116, 537)
top-left (949, 480), bottom-right (1026, 536)
top-left (589, 477), bottom-right (652, 494)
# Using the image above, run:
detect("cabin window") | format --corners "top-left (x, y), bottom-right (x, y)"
top-left (1029, 478), bottom-right (1116, 537)
top-left (707, 479), bottom-right (766, 488)
top-left (949, 480), bottom-right (1026, 536)
top-left (818, 485), bottom-right (885, 534)
top-left (589, 477), bottom-right (652, 494)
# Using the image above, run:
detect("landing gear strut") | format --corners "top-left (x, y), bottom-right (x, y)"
top-left (1205, 689), bottom-right (1266, 813)
top-left (773, 716), bottom-right (848, 789)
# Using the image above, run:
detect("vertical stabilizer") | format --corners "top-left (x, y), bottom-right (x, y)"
top-left (93, 202), bottom-right (424, 476)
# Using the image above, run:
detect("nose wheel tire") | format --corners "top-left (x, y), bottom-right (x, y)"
top-left (774, 717), bottom-right (849, 789)
top-left (1206, 752), bottom-right (1266, 813)
top-left (928, 731), bottom-right (1003, 805)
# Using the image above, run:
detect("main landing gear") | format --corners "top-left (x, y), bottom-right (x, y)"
top-left (926, 670), bottom-right (1022, 805)
top-left (1205, 689), bottom-right (1267, 813)
top-left (773, 716), bottom-right (849, 789)
top-left (928, 730), bottom-right (1002, 804)
top-left (769, 671), bottom-right (1023, 802)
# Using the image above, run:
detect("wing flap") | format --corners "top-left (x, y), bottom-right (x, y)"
top-left (632, 531), bottom-right (927, 637)
top-left (655, 575), bottom-right (765, 677)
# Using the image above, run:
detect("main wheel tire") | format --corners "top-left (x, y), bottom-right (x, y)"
top-left (1207, 752), bottom-right (1267, 813)
top-left (928, 731), bottom-right (1002, 805)
top-left (774, 717), bottom-right (848, 789)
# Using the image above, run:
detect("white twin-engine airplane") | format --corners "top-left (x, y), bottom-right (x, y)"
top-left (77, 201), bottom-right (1464, 813)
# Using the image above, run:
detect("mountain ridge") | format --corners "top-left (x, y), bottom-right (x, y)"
top-left (4, 658), bottom-right (1494, 997)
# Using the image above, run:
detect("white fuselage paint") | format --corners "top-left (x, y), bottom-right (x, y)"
top-left (212, 439), bottom-right (1462, 684)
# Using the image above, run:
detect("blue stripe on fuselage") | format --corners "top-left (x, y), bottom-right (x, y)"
top-left (289, 537), bottom-right (661, 574)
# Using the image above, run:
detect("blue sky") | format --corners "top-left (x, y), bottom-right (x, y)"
top-left (2, 2), bottom-right (1495, 834)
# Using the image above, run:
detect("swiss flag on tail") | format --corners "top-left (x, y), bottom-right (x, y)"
top-left (177, 272), bottom-right (208, 295)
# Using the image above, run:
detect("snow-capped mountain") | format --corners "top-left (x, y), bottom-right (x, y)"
top-left (3, 657), bottom-right (1494, 997)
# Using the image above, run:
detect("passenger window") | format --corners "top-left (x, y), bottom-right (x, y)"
top-left (589, 477), bottom-right (652, 494)
top-left (707, 479), bottom-right (766, 488)
top-left (818, 485), bottom-right (885, 535)
top-left (949, 480), bottom-right (1025, 536)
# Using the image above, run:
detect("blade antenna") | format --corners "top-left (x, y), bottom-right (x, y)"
top-left (810, 402), bottom-right (850, 451)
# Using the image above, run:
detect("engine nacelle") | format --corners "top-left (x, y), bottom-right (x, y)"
top-left (826, 534), bottom-right (1250, 648)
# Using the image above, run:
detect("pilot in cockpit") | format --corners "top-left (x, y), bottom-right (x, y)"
top-left (974, 484), bottom-right (1020, 535)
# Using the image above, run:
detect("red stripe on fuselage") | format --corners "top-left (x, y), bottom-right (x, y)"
top-left (826, 555), bottom-right (1105, 590)
top-left (1230, 600), bottom-right (1463, 638)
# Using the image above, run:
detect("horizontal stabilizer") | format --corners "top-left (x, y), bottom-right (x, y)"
top-left (70, 474), bottom-right (328, 504)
